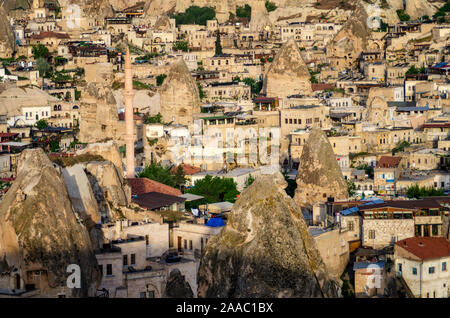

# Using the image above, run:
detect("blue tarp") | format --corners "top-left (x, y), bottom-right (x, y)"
top-left (341, 198), bottom-right (384, 215)
top-left (205, 218), bottom-right (225, 227)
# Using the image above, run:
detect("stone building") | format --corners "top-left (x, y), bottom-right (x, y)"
top-left (394, 237), bottom-right (450, 298)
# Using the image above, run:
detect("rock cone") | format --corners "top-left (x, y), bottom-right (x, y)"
top-left (294, 128), bottom-right (348, 209)
top-left (198, 171), bottom-right (341, 298)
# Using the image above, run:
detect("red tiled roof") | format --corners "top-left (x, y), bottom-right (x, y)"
top-left (0, 133), bottom-right (18, 138)
top-left (395, 237), bottom-right (450, 260)
top-left (31, 32), bottom-right (70, 39)
top-left (422, 123), bottom-right (450, 129)
top-left (127, 178), bottom-right (181, 196)
top-left (376, 156), bottom-right (402, 168)
top-left (170, 164), bottom-right (201, 175)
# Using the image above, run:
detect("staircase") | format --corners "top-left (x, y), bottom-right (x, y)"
top-left (396, 276), bottom-right (415, 298)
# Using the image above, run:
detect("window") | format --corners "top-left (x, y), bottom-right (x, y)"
top-left (123, 255), bottom-right (128, 266)
top-left (98, 265), bottom-right (103, 276)
top-left (140, 292), bottom-right (146, 298)
top-left (369, 230), bottom-right (376, 239)
top-left (429, 267), bottom-right (435, 274)
top-left (348, 221), bottom-right (354, 231)
top-left (106, 264), bottom-right (112, 276)
top-left (148, 291), bottom-right (155, 298)
top-left (443, 262), bottom-right (447, 272)
top-left (130, 254), bottom-right (136, 265)
top-left (189, 240), bottom-right (193, 250)
top-left (412, 267), bottom-right (417, 275)
top-left (184, 239), bottom-right (187, 249)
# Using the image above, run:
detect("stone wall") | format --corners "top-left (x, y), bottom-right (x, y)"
top-left (363, 219), bottom-right (415, 249)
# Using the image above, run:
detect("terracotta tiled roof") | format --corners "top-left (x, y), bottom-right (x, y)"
top-left (0, 133), bottom-right (18, 138)
top-left (395, 237), bottom-right (450, 260)
top-left (127, 178), bottom-right (181, 196)
top-left (422, 123), bottom-right (450, 129)
top-left (30, 32), bottom-right (70, 39)
top-left (376, 156), bottom-right (402, 168)
top-left (170, 164), bottom-right (201, 175)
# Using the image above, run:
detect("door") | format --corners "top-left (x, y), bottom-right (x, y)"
top-left (177, 236), bottom-right (182, 252)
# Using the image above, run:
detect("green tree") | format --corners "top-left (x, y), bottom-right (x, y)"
top-left (396, 9), bottom-right (410, 21)
top-left (173, 41), bottom-right (189, 52)
top-left (197, 82), bottom-right (206, 99)
top-left (32, 44), bottom-right (50, 60)
top-left (282, 171), bottom-right (297, 198)
top-left (242, 77), bottom-right (262, 96)
top-left (49, 140), bottom-right (60, 153)
top-left (392, 140), bottom-right (411, 155)
top-left (36, 57), bottom-right (51, 78)
top-left (236, 5), bottom-right (251, 19)
top-left (172, 6), bottom-right (216, 26)
top-left (347, 179), bottom-right (356, 197)
top-left (173, 165), bottom-right (187, 189)
top-left (215, 29), bottom-right (223, 56)
top-left (186, 175), bottom-right (239, 203)
top-left (265, 1), bottom-right (277, 12)
top-left (406, 184), bottom-right (444, 199)
top-left (35, 119), bottom-right (48, 130)
top-left (145, 113), bottom-right (163, 124)
top-left (433, 1), bottom-right (450, 20)
top-left (156, 74), bottom-right (167, 86)
top-left (139, 162), bottom-right (176, 187)
top-left (244, 174), bottom-right (255, 189)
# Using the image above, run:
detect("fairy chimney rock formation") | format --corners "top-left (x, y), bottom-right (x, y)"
top-left (0, 148), bottom-right (99, 297)
top-left (263, 39), bottom-right (312, 99)
top-left (294, 128), bottom-right (348, 209)
top-left (198, 171), bottom-right (341, 298)
top-left (159, 58), bottom-right (201, 126)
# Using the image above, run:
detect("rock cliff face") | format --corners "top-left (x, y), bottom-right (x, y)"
top-left (405, 0), bottom-right (438, 20)
top-left (0, 6), bottom-right (16, 58)
top-left (78, 83), bottom-right (125, 143)
top-left (198, 171), bottom-right (341, 298)
top-left (159, 58), bottom-right (201, 126)
top-left (0, 149), bottom-right (99, 297)
top-left (164, 269), bottom-right (194, 298)
top-left (77, 140), bottom-right (125, 179)
top-left (144, 0), bottom-right (176, 16)
top-left (262, 39), bottom-right (312, 99)
top-left (294, 128), bottom-right (348, 209)
top-left (327, 1), bottom-right (370, 69)
top-left (249, 0), bottom-right (271, 32)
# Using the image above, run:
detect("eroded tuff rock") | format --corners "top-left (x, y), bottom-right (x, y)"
top-left (263, 39), bottom-right (312, 99)
top-left (77, 140), bottom-right (125, 179)
top-left (78, 84), bottom-right (125, 143)
top-left (294, 128), bottom-right (348, 209)
top-left (0, 149), bottom-right (99, 297)
top-left (405, 0), bottom-right (439, 20)
top-left (144, 0), bottom-right (176, 16)
top-left (327, 1), bottom-right (371, 69)
top-left (198, 171), bottom-right (341, 298)
top-left (249, 0), bottom-right (271, 32)
top-left (159, 58), bottom-right (201, 126)
top-left (0, 6), bottom-right (16, 58)
top-left (164, 269), bottom-right (194, 298)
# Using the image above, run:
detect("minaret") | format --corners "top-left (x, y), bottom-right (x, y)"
top-left (123, 46), bottom-right (135, 178)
